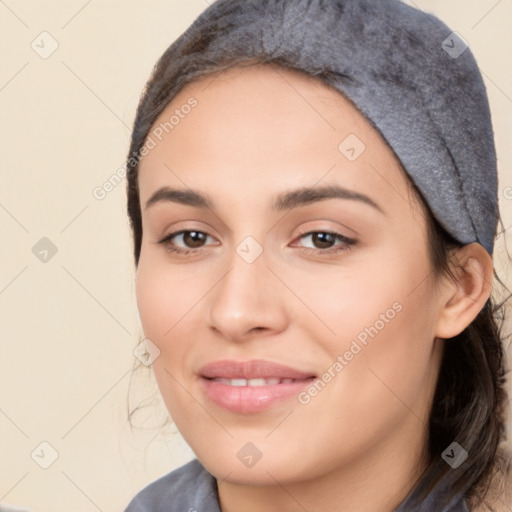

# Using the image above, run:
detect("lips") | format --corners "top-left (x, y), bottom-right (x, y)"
top-left (200, 359), bottom-right (315, 380)
top-left (210, 377), bottom-right (295, 386)
top-left (199, 359), bottom-right (316, 413)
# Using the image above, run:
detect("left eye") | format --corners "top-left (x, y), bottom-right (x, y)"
top-left (295, 231), bottom-right (356, 251)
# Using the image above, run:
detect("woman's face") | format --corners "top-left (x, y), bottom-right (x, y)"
top-left (135, 64), bottom-right (446, 488)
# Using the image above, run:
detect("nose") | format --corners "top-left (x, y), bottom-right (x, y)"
top-left (207, 246), bottom-right (289, 343)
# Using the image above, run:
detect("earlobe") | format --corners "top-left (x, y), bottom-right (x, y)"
top-left (435, 243), bottom-right (493, 339)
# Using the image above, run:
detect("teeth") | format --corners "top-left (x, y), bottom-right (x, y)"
top-left (212, 377), bottom-right (295, 386)
top-left (247, 378), bottom-right (266, 386)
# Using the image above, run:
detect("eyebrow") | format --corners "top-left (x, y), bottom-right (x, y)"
top-left (272, 184), bottom-right (384, 213)
top-left (144, 184), bottom-right (385, 214)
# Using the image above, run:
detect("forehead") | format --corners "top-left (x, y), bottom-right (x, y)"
top-left (144, 64), bottom-right (370, 151)
top-left (137, 63), bottom-right (417, 217)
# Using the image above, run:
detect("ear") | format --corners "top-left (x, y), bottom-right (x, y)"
top-left (435, 243), bottom-right (493, 339)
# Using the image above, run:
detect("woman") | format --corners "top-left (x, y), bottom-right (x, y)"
top-left (124, 0), bottom-right (511, 510)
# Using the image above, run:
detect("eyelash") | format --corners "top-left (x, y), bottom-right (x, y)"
top-left (157, 229), bottom-right (357, 256)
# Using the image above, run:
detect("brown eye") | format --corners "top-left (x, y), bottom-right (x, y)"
top-left (181, 231), bottom-right (207, 248)
top-left (158, 230), bottom-right (216, 252)
top-left (310, 232), bottom-right (336, 249)
top-left (295, 231), bottom-right (357, 253)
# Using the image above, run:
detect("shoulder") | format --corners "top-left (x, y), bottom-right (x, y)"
top-left (124, 459), bottom-right (220, 512)
top-left (470, 445), bottom-right (512, 512)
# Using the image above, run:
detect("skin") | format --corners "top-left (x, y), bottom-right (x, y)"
top-left (135, 63), bottom-right (493, 512)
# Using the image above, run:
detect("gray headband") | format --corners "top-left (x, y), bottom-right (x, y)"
top-left (170, 0), bottom-right (499, 253)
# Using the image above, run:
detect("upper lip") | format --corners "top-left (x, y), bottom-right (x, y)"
top-left (199, 359), bottom-right (316, 380)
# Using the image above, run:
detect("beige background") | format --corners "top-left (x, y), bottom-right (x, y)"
top-left (0, 1), bottom-right (511, 510)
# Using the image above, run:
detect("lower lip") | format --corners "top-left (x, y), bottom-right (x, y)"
top-left (200, 377), bottom-right (315, 413)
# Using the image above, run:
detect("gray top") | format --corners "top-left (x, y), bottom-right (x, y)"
top-left (124, 459), bottom-right (469, 511)
top-left (125, 459), bottom-right (219, 512)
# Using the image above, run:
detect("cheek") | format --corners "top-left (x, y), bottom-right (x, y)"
top-left (135, 262), bottom-right (196, 421)
top-left (289, 246), bottom-right (432, 349)
top-left (290, 294), bottom-right (439, 470)
top-left (135, 269), bottom-right (168, 339)
top-left (296, 244), bottom-right (439, 410)
top-left (135, 253), bottom-right (201, 340)
top-left (135, 256), bottom-right (206, 382)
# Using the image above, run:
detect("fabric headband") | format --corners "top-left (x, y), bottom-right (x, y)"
top-left (168, 0), bottom-right (499, 253)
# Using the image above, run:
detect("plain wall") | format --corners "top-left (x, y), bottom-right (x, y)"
top-left (1, 1), bottom-right (511, 510)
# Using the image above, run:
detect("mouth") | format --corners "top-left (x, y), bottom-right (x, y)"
top-left (208, 377), bottom-right (300, 386)
top-left (198, 359), bottom-right (317, 413)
